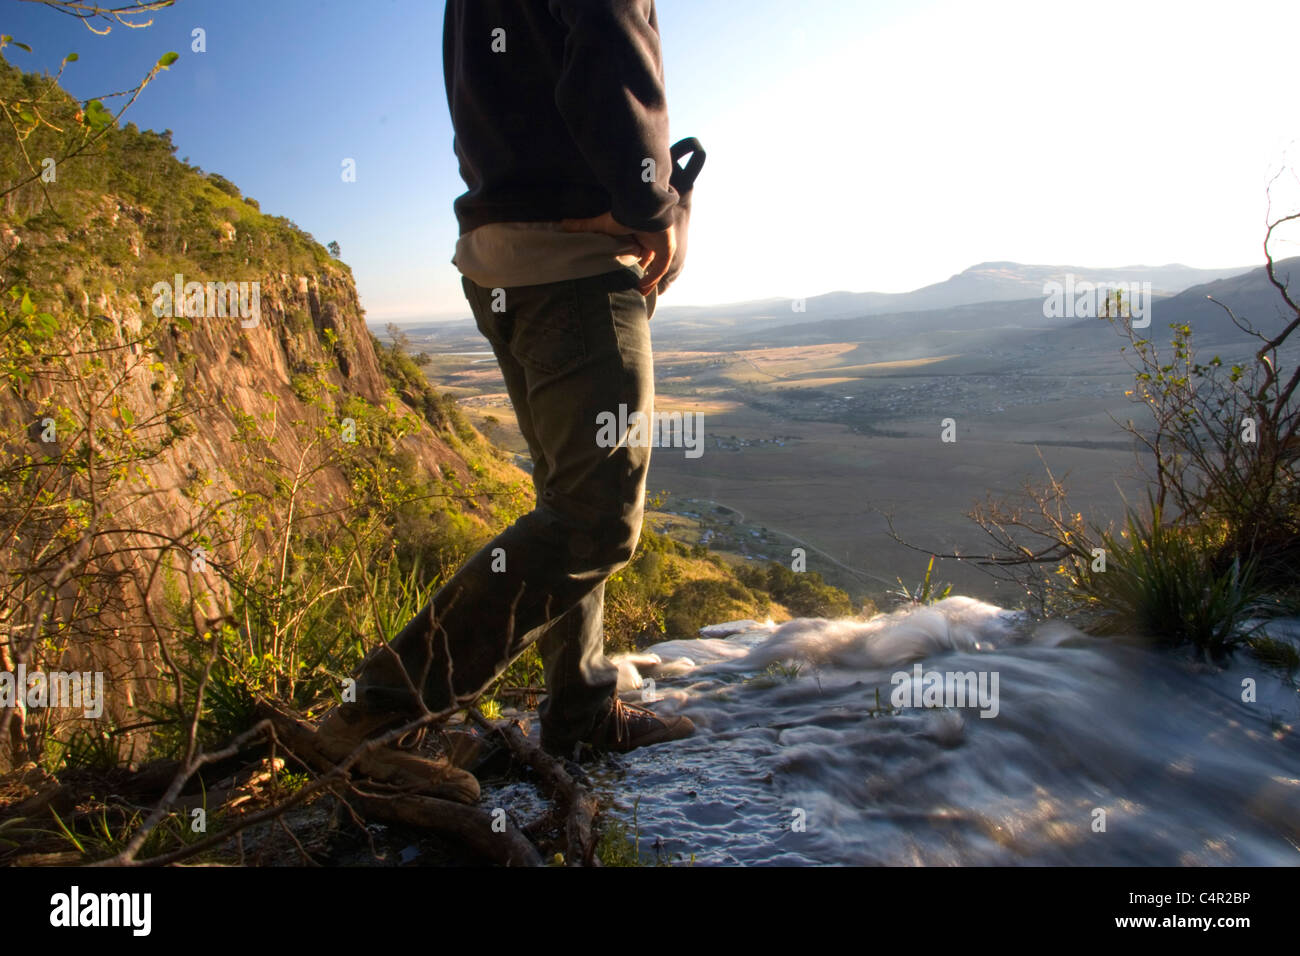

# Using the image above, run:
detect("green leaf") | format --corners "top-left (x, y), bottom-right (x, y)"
top-left (62, 52), bottom-right (79, 64)
top-left (17, 109), bottom-right (36, 125)
top-left (20, 291), bottom-right (34, 315)
top-left (12, 40), bottom-right (32, 53)
top-left (157, 51), bottom-right (179, 68)
top-left (83, 99), bottom-right (113, 131)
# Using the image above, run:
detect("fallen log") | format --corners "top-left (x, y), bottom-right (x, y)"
top-left (468, 709), bottom-right (599, 866)
top-left (256, 700), bottom-right (542, 866)
top-left (348, 789), bottom-right (541, 867)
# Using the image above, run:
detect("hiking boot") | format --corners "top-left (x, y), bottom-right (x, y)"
top-left (541, 697), bottom-right (695, 758)
top-left (314, 704), bottom-right (480, 805)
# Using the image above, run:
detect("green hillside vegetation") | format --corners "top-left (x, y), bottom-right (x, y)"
top-left (604, 531), bottom-right (855, 651)
top-left (0, 48), bottom-right (525, 777)
top-left (0, 59), bottom-right (330, 283)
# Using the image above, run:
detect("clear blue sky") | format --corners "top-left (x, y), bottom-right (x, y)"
top-left (5, 0), bottom-right (1298, 321)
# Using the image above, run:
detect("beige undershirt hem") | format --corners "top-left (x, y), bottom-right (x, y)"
top-left (452, 220), bottom-right (643, 288)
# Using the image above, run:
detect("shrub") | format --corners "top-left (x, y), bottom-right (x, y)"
top-left (1071, 502), bottom-right (1260, 657)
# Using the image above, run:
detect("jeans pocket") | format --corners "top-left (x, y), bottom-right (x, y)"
top-left (511, 280), bottom-right (586, 375)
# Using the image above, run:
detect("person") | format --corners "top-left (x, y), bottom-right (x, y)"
top-left (313, 0), bottom-right (695, 805)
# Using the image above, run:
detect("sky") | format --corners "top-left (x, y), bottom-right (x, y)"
top-left (4, 0), bottom-right (1299, 321)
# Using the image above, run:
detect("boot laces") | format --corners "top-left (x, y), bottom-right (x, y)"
top-left (610, 697), bottom-right (658, 746)
top-left (612, 697), bottom-right (630, 746)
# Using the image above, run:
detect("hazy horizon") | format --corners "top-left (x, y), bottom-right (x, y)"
top-left (374, 255), bottom-right (1263, 326)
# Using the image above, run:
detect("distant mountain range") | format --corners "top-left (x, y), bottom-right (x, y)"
top-left (650, 261), bottom-right (1259, 334)
top-left (721, 256), bottom-right (1300, 350)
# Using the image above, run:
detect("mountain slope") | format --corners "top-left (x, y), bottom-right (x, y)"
top-left (0, 56), bottom-right (530, 747)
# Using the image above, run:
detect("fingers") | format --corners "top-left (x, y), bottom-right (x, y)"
top-left (560, 212), bottom-right (671, 298)
top-left (637, 230), bottom-right (674, 297)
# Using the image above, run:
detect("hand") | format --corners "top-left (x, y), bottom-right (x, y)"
top-left (561, 211), bottom-right (676, 298)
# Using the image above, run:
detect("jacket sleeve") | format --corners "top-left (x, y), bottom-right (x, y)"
top-left (548, 0), bottom-right (679, 232)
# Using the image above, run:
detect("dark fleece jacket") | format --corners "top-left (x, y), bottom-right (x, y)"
top-left (443, 0), bottom-right (680, 235)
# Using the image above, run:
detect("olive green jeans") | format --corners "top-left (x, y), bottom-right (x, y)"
top-left (354, 264), bottom-right (655, 743)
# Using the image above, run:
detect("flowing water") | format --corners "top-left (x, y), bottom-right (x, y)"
top-left (588, 597), bottom-right (1300, 866)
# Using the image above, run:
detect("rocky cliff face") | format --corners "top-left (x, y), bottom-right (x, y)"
top-left (96, 256), bottom-right (473, 532)
top-left (13, 189), bottom-right (492, 521)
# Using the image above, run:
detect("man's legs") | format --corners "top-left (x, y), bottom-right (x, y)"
top-left (351, 265), bottom-right (653, 743)
top-left (535, 584), bottom-right (617, 744)
top-left (469, 294), bottom-right (621, 742)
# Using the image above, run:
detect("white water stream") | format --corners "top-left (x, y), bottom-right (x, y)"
top-left (590, 597), bottom-right (1300, 865)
